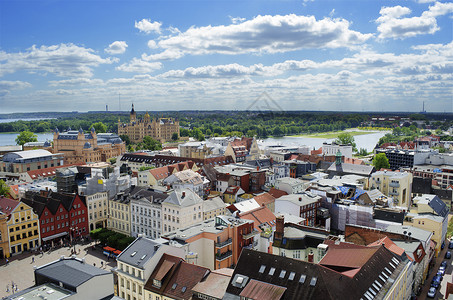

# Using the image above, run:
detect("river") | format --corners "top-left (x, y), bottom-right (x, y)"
top-left (261, 131), bottom-right (387, 152)
top-left (0, 132), bottom-right (54, 146)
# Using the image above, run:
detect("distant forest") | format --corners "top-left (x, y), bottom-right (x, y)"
top-left (0, 111), bottom-right (451, 139)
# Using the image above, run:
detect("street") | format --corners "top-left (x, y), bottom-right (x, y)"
top-left (0, 242), bottom-right (116, 299)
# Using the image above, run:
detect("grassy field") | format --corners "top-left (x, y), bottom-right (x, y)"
top-left (293, 130), bottom-right (376, 139)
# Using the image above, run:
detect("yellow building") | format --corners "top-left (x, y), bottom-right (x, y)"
top-left (107, 194), bottom-right (130, 236)
top-left (369, 171), bottom-right (412, 207)
top-left (118, 105), bottom-right (180, 143)
top-left (0, 211), bottom-right (8, 259)
top-left (52, 128), bottom-right (126, 165)
top-left (0, 197), bottom-right (40, 256)
top-left (404, 194), bottom-right (449, 257)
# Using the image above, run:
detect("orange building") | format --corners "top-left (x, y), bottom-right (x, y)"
top-left (161, 215), bottom-right (258, 270)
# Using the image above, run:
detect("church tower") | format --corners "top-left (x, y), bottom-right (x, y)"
top-left (130, 104), bottom-right (136, 123)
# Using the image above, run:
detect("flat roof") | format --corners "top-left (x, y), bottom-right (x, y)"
top-left (9, 283), bottom-right (73, 300)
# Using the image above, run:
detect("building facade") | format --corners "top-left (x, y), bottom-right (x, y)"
top-left (86, 192), bottom-right (108, 231)
top-left (0, 197), bottom-right (40, 256)
top-left (118, 105), bottom-right (180, 143)
top-left (108, 192), bottom-right (131, 236)
top-left (369, 171), bottom-right (413, 208)
top-left (52, 128), bottom-right (125, 164)
top-left (0, 149), bottom-right (64, 174)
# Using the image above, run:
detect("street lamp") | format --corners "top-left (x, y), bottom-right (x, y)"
top-left (70, 227), bottom-right (78, 254)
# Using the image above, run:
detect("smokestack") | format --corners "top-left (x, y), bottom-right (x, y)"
top-left (275, 215), bottom-right (284, 240)
top-left (308, 252), bottom-right (314, 263)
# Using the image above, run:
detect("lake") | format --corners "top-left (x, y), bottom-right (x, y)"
top-left (262, 131), bottom-right (387, 152)
top-left (0, 118), bottom-right (55, 123)
top-left (0, 132), bottom-right (54, 146)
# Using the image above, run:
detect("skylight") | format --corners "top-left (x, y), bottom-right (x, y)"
top-left (310, 277), bottom-right (317, 286)
top-left (288, 272), bottom-right (296, 280)
top-left (269, 267), bottom-right (275, 276)
top-left (279, 270), bottom-right (286, 278)
top-left (131, 251), bottom-right (137, 257)
top-left (259, 265), bottom-right (266, 273)
top-left (172, 283), bottom-right (177, 290)
top-left (299, 274), bottom-right (306, 283)
top-left (181, 286), bottom-right (187, 293)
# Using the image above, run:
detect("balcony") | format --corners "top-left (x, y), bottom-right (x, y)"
top-left (243, 241), bottom-right (258, 250)
top-left (216, 250), bottom-right (232, 261)
top-left (389, 182), bottom-right (400, 188)
top-left (242, 230), bottom-right (260, 240)
top-left (389, 190), bottom-right (399, 196)
top-left (215, 238), bottom-right (232, 248)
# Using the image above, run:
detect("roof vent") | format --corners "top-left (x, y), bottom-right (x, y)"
top-left (236, 276), bottom-right (244, 284)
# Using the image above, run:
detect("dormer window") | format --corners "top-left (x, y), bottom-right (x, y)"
top-left (153, 279), bottom-right (161, 288)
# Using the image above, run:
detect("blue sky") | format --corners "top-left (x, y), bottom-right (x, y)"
top-left (0, 0), bottom-right (452, 113)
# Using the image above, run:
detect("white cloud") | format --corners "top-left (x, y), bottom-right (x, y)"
top-left (377, 2), bottom-right (453, 40)
top-left (116, 58), bottom-right (162, 73)
top-left (147, 40), bottom-right (158, 49)
top-left (146, 14), bottom-right (372, 60)
top-left (135, 18), bottom-right (162, 34)
top-left (229, 16), bottom-right (246, 24)
top-left (49, 78), bottom-right (104, 87)
top-left (159, 63), bottom-right (270, 78)
top-left (0, 80), bottom-right (31, 97)
top-left (105, 41), bottom-right (128, 54)
top-left (0, 43), bottom-right (116, 78)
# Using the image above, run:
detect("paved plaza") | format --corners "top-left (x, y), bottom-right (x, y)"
top-left (0, 242), bottom-right (116, 299)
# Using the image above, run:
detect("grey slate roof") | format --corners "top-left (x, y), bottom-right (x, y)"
top-left (163, 188), bottom-right (203, 207)
top-left (117, 236), bottom-right (162, 269)
top-left (35, 258), bottom-right (109, 287)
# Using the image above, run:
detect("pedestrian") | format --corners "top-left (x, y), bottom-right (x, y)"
top-left (93, 263), bottom-right (96, 267)
top-left (101, 261), bottom-right (103, 267)
top-left (5, 258), bottom-right (9, 265)
top-left (32, 257), bottom-right (35, 263)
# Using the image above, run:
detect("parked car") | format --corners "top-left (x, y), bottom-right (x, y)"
top-left (449, 241), bottom-right (453, 249)
top-left (438, 268), bottom-right (445, 276)
top-left (441, 261), bottom-right (448, 268)
top-left (442, 241), bottom-right (445, 250)
top-left (446, 251), bottom-right (452, 259)
top-left (432, 275), bottom-right (442, 288)
top-left (428, 287), bottom-right (437, 298)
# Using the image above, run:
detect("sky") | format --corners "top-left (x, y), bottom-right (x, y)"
top-left (0, 0), bottom-right (452, 113)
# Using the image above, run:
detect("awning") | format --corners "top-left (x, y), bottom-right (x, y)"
top-left (113, 250), bottom-right (121, 255)
top-left (42, 231), bottom-right (68, 242)
top-left (103, 246), bottom-right (115, 252)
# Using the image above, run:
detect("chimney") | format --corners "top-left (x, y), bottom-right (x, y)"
top-left (308, 251), bottom-right (314, 263)
top-left (182, 191), bottom-right (185, 198)
top-left (275, 215), bottom-right (284, 240)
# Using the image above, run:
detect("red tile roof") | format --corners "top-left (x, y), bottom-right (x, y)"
top-left (240, 205), bottom-right (276, 231)
top-left (27, 163), bottom-right (82, 181)
top-left (254, 192), bottom-right (275, 207)
top-left (367, 236), bottom-right (405, 257)
top-left (268, 188), bottom-right (288, 199)
top-left (239, 279), bottom-right (286, 300)
top-left (163, 261), bottom-right (210, 300)
top-left (0, 196), bottom-right (20, 216)
top-left (343, 157), bottom-right (364, 165)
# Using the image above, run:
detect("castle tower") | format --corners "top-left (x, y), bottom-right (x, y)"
top-left (144, 111), bottom-right (150, 123)
top-left (130, 104), bottom-right (136, 123)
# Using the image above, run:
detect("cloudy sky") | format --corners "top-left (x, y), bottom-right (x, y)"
top-left (0, 0), bottom-right (452, 113)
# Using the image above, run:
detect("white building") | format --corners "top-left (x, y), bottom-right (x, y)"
top-left (130, 187), bottom-right (167, 239)
top-left (163, 169), bottom-right (208, 198)
top-left (161, 188), bottom-right (204, 234)
top-left (86, 191), bottom-right (108, 231)
top-left (275, 177), bottom-right (307, 194)
top-left (322, 142), bottom-right (353, 158)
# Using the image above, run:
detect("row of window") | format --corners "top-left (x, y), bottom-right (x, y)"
top-left (10, 230), bottom-right (38, 242)
top-left (10, 222), bottom-right (37, 232)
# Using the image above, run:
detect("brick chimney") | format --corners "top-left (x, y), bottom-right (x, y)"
top-left (182, 191), bottom-right (186, 198)
top-left (274, 215), bottom-right (284, 240)
top-left (308, 251), bottom-right (314, 263)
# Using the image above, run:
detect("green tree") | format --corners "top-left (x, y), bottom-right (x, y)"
top-left (171, 132), bottom-right (179, 141)
top-left (335, 132), bottom-right (357, 152)
top-left (90, 122), bottom-right (107, 133)
top-left (372, 153), bottom-right (390, 170)
top-left (0, 180), bottom-right (10, 197)
top-left (358, 148), bottom-right (368, 156)
top-left (143, 136), bottom-right (162, 151)
top-left (119, 134), bottom-right (131, 145)
top-left (15, 130), bottom-right (38, 146)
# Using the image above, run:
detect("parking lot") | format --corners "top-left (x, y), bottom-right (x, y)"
top-left (0, 242), bottom-right (116, 299)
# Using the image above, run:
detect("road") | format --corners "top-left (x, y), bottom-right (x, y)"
top-left (0, 242), bottom-right (116, 299)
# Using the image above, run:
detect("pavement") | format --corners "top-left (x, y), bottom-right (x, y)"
top-left (0, 242), bottom-right (116, 299)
